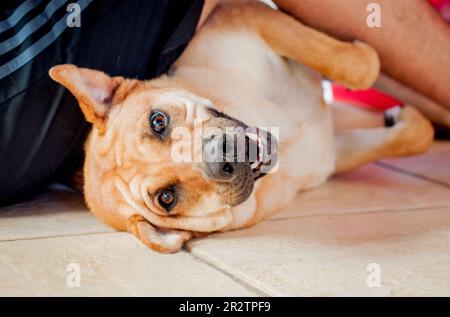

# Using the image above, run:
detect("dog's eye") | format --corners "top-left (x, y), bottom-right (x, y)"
top-left (157, 187), bottom-right (177, 212)
top-left (150, 111), bottom-right (169, 134)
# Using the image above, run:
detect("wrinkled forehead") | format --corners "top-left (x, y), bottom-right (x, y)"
top-left (120, 87), bottom-right (214, 121)
top-left (101, 87), bottom-right (219, 165)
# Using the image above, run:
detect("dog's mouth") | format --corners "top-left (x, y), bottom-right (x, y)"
top-left (245, 128), bottom-right (277, 180)
top-left (202, 107), bottom-right (279, 206)
top-left (207, 107), bottom-right (278, 181)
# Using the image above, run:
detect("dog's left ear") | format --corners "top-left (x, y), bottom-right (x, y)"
top-left (49, 64), bottom-right (135, 133)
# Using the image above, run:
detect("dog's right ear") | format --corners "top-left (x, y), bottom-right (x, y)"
top-left (127, 216), bottom-right (192, 253)
top-left (49, 64), bottom-right (135, 133)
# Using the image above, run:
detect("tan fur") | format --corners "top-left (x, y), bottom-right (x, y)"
top-left (49, 1), bottom-right (433, 253)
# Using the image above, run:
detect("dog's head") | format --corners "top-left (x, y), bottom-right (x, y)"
top-left (49, 64), bottom-right (278, 252)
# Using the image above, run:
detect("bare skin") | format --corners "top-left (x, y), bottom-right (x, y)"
top-left (273, 0), bottom-right (450, 110)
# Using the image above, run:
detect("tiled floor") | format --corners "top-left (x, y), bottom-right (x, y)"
top-left (1, 142), bottom-right (449, 296)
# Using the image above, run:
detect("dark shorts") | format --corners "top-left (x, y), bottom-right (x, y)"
top-left (0, 0), bottom-right (203, 204)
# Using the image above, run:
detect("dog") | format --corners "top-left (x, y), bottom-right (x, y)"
top-left (49, 0), bottom-right (433, 253)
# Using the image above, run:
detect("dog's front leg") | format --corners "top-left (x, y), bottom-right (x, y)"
top-left (243, 2), bottom-right (380, 90)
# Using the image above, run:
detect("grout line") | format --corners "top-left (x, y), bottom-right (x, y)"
top-left (0, 230), bottom-right (117, 243)
top-left (268, 204), bottom-right (450, 222)
top-left (186, 248), bottom-right (275, 297)
top-left (375, 161), bottom-right (450, 189)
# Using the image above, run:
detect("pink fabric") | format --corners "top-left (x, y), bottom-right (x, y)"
top-left (333, 0), bottom-right (449, 111)
top-left (332, 85), bottom-right (400, 111)
top-left (429, 0), bottom-right (450, 22)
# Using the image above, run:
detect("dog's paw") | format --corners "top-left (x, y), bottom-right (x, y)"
top-left (384, 105), bottom-right (402, 127)
top-left (351, 41), bottom-right (380, 90)
top-left (386, 105), bottom-right (434, 156)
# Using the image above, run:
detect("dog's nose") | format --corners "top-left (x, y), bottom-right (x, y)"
top-left (203, 134), bottom-right (248, 180)
top-left (204, 161), bottom-right (241, 180)
top-left (202, 133), bottom-right (255, 206)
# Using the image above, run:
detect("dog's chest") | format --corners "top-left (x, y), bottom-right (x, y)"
top-left (176, 30), bottom-right (336, 183)
top-left (178, 32), bottom-right (326, 129)
top-left (210, 33), bottom-right (336, 185)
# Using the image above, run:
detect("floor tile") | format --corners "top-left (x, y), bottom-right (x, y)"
top-left (380, 141), bottom-right (450, 186)
top-left (0, 188), bottom-right (112, 241)
top-left (189, 207), bottom-right (450, 296)
top-left (271, 164), bottom-right (450, 220)
top-left (0, 233), bottom-right (256, 296)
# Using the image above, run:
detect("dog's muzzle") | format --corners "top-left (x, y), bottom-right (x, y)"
top-left (202, 128), bottom-right (278, 206)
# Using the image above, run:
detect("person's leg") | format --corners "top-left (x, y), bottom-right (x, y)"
top-left (274, 0), bottom-right (450, 110)
top-left (0, 0), bottom-right (203, 205)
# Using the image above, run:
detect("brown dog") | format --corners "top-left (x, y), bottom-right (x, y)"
top-left (49, 1), bottom-right (433, 253)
